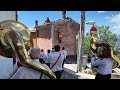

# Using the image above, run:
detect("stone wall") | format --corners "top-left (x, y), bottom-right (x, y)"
top-left (31, 19), bottom-right (80, 55)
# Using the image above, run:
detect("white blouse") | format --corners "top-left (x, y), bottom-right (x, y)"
top-left (10, 59), bottom-right (49, 79)
top-left (49, 52), bottom-right (64, 72)
top-left (91, 57), bottom-right (114, 75)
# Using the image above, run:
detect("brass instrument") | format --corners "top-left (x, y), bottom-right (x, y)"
top-left (0, 20), bottom-right (56, 79)
top-left (90, 26), bottom-right (120, 69)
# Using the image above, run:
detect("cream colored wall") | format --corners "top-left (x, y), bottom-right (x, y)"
top-left (38, 38), bottom-right (52, 54)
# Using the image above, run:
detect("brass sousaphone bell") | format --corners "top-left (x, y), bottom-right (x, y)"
top-left (0, 20), bottom-right (56, 79)
top-left (90, 26), bottom-right (120, 69)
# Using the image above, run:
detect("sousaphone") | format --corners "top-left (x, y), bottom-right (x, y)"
top-left (0, 20), bottom-right (56, 79)
top-left (90, 26), bottom-right (120, 69)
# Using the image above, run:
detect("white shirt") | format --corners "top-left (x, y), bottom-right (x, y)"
top-left (40, 52), bottom-right (48, 63)
top-left (47, 53), bottom-right (51, 63)
top-left (61, 50), bottom-right (67, 59)
top-left (49, 52), bottom-right (64, 72)
top-left (0, 55), bottom-right (18, 79)
top-left (10, 59), bottom-right (49, 79)
top-left (91, 57), bottom-right (113, 75)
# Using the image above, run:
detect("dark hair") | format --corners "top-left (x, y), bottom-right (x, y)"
top-left (54, 45), bottom-right (60, 52)
top-left (39, 58), bottom-right (45, 64)
top-left (62, 47), bottom-right (65, 50)
top-left (41, 49), bottom-right (44, 52)
top-left (47, 49), bottom-right (51, 53)
top-left (52, 48), bottom-right (54, 52)
top-left (97, 46), bottom-right (109, 58)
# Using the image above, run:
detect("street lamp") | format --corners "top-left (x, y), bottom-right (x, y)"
top-left (86, 21), bottom-right (97, 71)
top-left (86, 21), bottom-right (95, 26)
top-left (86, 21), bottom-right (97, 36)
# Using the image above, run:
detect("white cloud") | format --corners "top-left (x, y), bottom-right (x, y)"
top-left (105, 13), bottom-right (120, 34)
top-left (105, 16), bottom-right (110, 19)
top-left (112, 25), bottom-right (120, 33)
top-left (108, 13), bottom-right (120, 24)
top-left (98, 11), bottom-right (107, 13)
top-left (29, 28), bottom-right (35, 30)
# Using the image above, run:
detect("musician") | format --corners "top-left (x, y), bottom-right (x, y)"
top-left (0, 20), bottom-right (56, 79)
top-left (91, 46), bottom-right (114, 79)
top-left (11, 47), bottom-right (49, 79)
top-left (49, 45), bottom-right (64, 79)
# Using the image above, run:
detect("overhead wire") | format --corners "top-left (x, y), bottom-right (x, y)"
top-left (18, 11), bottom-right (25, 19)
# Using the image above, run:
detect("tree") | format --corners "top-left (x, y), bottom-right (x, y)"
top-left (96, 26), bottom-right (117, 47)
top-left (84, 32), bottom-right (91, 62)
top-left (84, 25), bottom-right (117, 62)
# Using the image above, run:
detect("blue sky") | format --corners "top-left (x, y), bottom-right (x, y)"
top-left (18, 11), bottom-right (120, 35)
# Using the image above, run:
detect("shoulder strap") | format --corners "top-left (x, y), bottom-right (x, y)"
top-left (50, 53), bottom-right (61, 69)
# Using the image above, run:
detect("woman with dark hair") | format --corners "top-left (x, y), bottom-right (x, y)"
top-left (91, 46), bottom-right (114, 79)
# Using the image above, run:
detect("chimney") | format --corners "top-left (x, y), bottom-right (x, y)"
top-left (35, 20), bottom-right (38, 27)
top-left (62, 11), bottom-right (66, 19)
top-left (35, 20), bottom-right (39, 37)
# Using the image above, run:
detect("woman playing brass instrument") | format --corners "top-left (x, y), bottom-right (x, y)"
top-left (91, 46), bottom-right (114, 79)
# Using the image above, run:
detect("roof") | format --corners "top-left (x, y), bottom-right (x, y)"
top-left (37, 17), bottom-right (80, 28)
top-left (30, 30), bottom-right (36, 32)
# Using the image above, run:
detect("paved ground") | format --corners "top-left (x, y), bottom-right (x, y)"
top-left (61, 70), bottom-right (79, 79)
top-left (61, 64), bottom-right (120, 79)
top-left (61, 59), bottom-right (120, 79)
top-left (61, 59), bottom-right (95, 79)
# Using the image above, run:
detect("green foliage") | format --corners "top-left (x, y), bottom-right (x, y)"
top-left (83, 25), bottom-right (117, 62)
top-left (96, 26), bottom-right (117, 46)
top-left (83, 32), bottom-right (91, 62)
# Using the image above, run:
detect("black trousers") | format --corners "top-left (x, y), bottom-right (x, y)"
top-left (62, 59), bottom-right (66, 68)
top-left (95, 73), bottom-right (111, 79)
top-left (54, 71), bottom-right (63, 79)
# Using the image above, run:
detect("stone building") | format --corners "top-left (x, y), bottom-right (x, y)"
top-left (31, 11), bottom-right (80, 56)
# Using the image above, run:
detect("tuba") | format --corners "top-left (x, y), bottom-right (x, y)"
top-left (90, 26), bottom-right (120, 69)
top-left (0, 20), bottom-right (56, 79)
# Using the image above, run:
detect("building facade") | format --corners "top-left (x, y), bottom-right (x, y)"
top-left (31, 11), bottom-right (80, 55)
